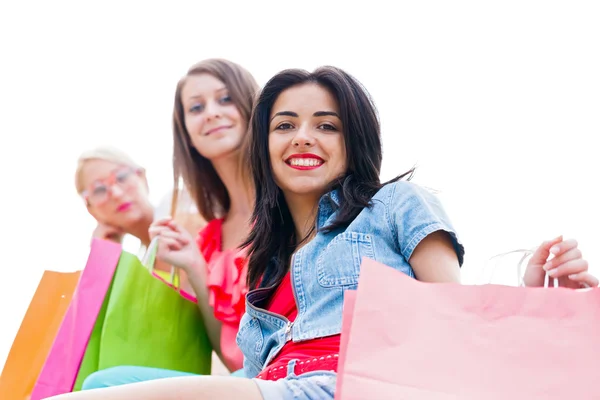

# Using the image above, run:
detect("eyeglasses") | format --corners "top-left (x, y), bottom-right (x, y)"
top-left (82, 167), bottom-right (141, 206)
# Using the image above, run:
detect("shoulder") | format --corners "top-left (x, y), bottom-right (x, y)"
top-left (378, 180), bottom-right (448, 222)
top-left (377, 181), bottom-right (464, 265)
top-left (373, 180), bottom-right (437, 206)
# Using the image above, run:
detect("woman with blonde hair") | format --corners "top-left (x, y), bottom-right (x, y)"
top-left (75, 145), bottom-right (204, 260)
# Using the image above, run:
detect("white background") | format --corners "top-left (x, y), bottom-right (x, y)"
top-left (1, 0), bottom-right (598, 370)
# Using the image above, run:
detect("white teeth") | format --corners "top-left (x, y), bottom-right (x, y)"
top-left (289, 158), bottom-right (322, 166)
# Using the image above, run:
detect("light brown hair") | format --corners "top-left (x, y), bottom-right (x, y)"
top-left (172, 58), bottom-right (259, 221)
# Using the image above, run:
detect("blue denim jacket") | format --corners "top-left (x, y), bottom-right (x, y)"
top-left (237, 181), bottom-right (465, 378)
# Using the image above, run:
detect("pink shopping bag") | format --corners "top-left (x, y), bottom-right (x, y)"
top-left (334, 290), bottom-right (356, 400)
top-left (335, 258), bottom-right (600, 400)
top-left (30, 239), bottom-right (122, 400)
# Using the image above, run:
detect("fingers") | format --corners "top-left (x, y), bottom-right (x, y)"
top-left (98, 229), bottom-right (121, 240)
top-left (152, 217), bottom-right (174, 226)
top-left (153, 216), bottom-right (184, 231)
top-left (548, 238), bottom-right (579, 259)
top-left (543, 244), bottom-right (582, 272)
top-left (150, 218), bottom-right (188, 237)
top-left (149, 223), bottom-right (177, 239)
top-left (546, 258), bottom-right (588, 278)
top-left (542, 238), bottom-right (589, 281)
top-left (148, 227), bottom-right (162, 240)
top-left (104, 232), bottom-right (123, 242)
top-left (149, 224), bottom-right (169, 239)
top-left (165, 218), bottom-right (187, 234)
top-left (149, 219), bottom-right (172, 239)
top-left (92, 223), bottom-right (124, 242)
top-left (158, 229), bottom-right (191, 245)
top-left (567, 272), bottom-right (599, 288)
top-left (529, 235), bottom-right (563, 265)
top-left (150, 226), bottom-right (191, 245)
top-left (157, 236), bottom-right (186, 252)
top-left (524, 236), bottom-right (595, 289)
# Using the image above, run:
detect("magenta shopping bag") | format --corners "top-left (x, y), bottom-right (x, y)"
top-left (30, 239), bottom-right (121, 400)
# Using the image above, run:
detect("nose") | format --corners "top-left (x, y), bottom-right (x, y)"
top-left (292, 125), bottom-right (315, 148)
top-left (109, 184), bottom-right (125, 199)
top-left (203, 100), bottom-right (221, 120)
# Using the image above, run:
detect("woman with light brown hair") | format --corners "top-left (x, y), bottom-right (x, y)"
top-left (79, 59), bottom-right (259, 389)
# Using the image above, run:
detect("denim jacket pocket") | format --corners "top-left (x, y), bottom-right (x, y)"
top-left (317, 231), bottom-right (375, 287)
top-left (236, 313), bottom-right (264, 361)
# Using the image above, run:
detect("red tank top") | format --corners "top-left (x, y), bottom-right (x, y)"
top-left (255, 272), bottom-right (341, 381)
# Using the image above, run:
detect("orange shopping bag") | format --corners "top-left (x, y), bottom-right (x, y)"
top-left (336, 258), bottom-right (600, 400)
top-left (0, 270), bottom-right (81, 400)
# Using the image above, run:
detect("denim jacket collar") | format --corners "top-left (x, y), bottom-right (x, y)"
top-left (317, 189), bottom-right (340, 229)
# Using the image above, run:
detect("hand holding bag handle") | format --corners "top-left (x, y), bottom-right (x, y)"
top-left (141, 185), bottom-right (182, 291)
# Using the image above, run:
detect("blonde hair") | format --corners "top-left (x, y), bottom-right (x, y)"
top-left (75, 146), bottom-right (143, 194)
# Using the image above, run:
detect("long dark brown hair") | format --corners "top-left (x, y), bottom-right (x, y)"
top-left (244, 66), bottom-right (414, 289)
top-left (172, 58), bottom-right (259, 221)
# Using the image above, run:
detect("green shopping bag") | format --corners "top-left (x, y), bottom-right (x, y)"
top-left (73, 244), bottom-right (212, 390)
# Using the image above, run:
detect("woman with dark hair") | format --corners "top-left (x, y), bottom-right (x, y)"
top-left (49, 66), bottom-right (596, 400)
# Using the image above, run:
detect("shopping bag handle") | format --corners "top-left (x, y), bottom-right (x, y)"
top-left (144, 184), bottom-right (185, 287)
top-left (141, 233), bottom-right (181, 292)
top-left (486, 248), bottom-right (535, 286)
top-left (140, 236), bottom-right (158, 270)
top-left (488, 248), bottom-right (560, 288)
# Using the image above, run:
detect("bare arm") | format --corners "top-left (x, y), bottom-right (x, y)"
top-left (409, 230), bottom-right (461, 283)
top-left (185, 259), bottom-right (223, 356)
top-left (44, 375), bottom-right (262, 400)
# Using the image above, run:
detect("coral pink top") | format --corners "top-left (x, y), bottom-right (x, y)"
top-left (196, 218), bottom-right (248, 372)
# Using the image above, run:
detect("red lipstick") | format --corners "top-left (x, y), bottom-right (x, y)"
top-left (285, 153), bottom-right (324, 170)
top-left (117, 202), bottom-right (132, 212)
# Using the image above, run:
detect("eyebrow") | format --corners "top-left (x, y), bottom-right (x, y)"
top-left (188, 87), bottom-right (228, 100)
top-left (270, 110), bottom-right (340, 123)
top-left (91, 167), bottom-right (122, 185)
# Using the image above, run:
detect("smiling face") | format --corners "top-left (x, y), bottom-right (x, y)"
top-left (268, 83), bottom-right (347, 200)
top-left (181, 73), bottom-right (245, 160)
